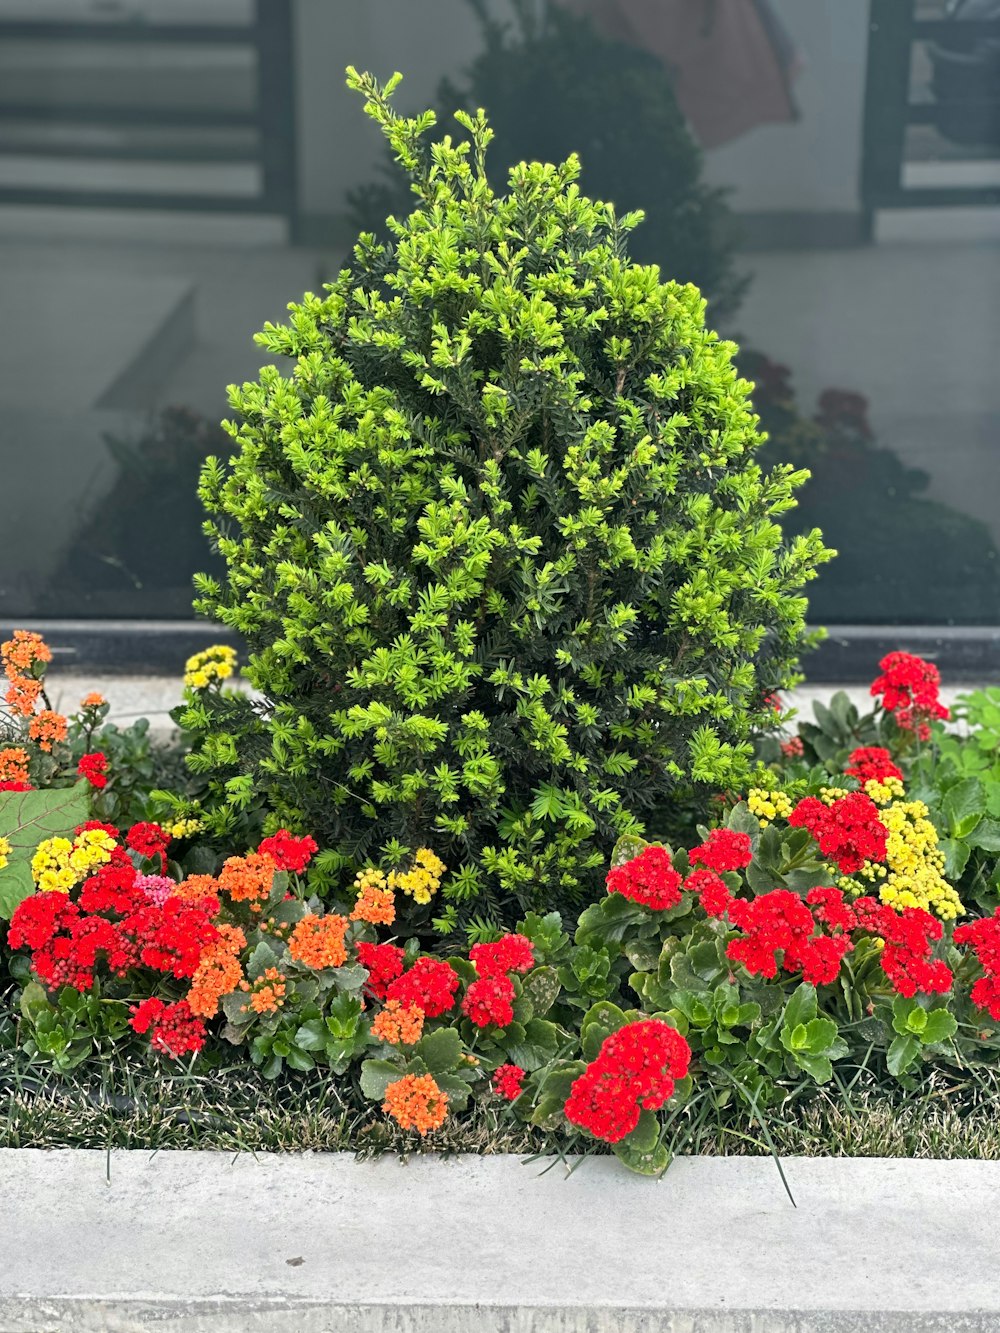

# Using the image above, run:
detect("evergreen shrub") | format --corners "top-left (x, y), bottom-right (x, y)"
top-left (189, 71), bottom-right (830, 931)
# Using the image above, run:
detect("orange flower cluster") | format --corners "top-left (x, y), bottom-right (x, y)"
top-left (173, 874), bottom-right (219, 904)
top-left (5, 679), bottom-right (41, 716)
top-left (186, 923), bottom-right (246, 1018)
top-left (2, 630), bottom-right (51, 675)
top-left (350, 880), bottom-right (396, 926)
top-left (288, 913), bottom-right (349, 970)
top-left (2, 631), bottom-right (50, 718)
top-left (0, 747), bottom-right (30, 784)
top-left (240, 966), bottom-right (287, 1014)
top-left (382, 1073), bottom-right (448, 1135)
top-left (28, 710), bottom-right (68, 753)
top-left (217, 851), bottom-right (275, 905)
top-left (80, 692), bottom-right (106, 710)
top-left (371, 998), bottom-right (424, 1045)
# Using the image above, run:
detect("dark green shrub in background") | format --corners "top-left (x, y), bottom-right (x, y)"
top-left (745, 352), bottom-right (1000, 624)
top-left (188, 71), bottom-right (830, 933)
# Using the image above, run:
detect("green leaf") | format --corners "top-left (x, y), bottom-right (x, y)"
top-left (802, 1017), bottom-right (838, 1054)
top-left (359, 1058), bottom-right (403, 1100)
top-left (780, 982), bottom-right (818, 1034)
top-left (433, 1071), bottom-right (475, 1111)
top-left (919, 1009), bottom-right (957, 1045)
top-left (0, 784), bottom-right (92, 918)
top-left (612, 1138), bottom-right (671, 1176)
top-left (943, 778), bottom-right (986, 839)
top-left (887, 1033), bottom-right (921, 1077)
top-left (581, 1000), bottom-right (627, 1038)
top-left (293, 1019), bottom-right (329, 1052)
top-left (519, 966), bottom-right (561, 1017)
top-left (941, 838), bottom-right (971, 881)
top-left (969, 817), bottom-right (1000, 853)
top-left (790, 1051), bottom-right (834, 1083)
top-left (416, 1027), bottom-right (463, 1074)
top-left (622, 1108), bottom-right (659, 1153)
top-left (246, 940), bottom-right (280, 981)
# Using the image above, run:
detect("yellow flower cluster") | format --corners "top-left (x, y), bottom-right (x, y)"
top-left (31, 828), bottom-right (117, 893)
top-left (869, 799), bottom-right (964, 921)
top-left (168, 817), bottom-right (204, 839)
top-left (0, 835), bottom-right (10, 871)
top-left (862, 777), bottom-right (906, 806)
top-left (818, 786), bottom-right (848, 805)
top-left (388, 848), bottom-right (447, 904)
top-left (747, 788), bottom-right (793, 829)
top-left (31, 838), bottom-right (76, 893)
top-left (183, 645), bottom-right (237, 691)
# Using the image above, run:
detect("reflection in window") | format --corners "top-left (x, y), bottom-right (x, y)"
top-left (0, 0), bottom-right (996, 626)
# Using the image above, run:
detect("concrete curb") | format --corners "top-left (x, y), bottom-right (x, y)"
top-left (1, 1150), bottom-right (998, 1331)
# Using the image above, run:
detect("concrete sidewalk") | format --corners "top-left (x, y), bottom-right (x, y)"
top-left (0, 1150), bottom-right (998, 1331)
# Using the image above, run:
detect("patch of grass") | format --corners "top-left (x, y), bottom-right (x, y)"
top-left (2, 1038), bottom-right (999, 1164)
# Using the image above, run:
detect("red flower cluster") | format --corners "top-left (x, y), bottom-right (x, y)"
top-left (685, 868), bottom-right (733, 919)
top-left (356, 941), bottom-right (405, 1000)
top-left (688, 829), bottom-right (753, 874)
top-left (8, 895), bottom-right (131, 990)
top-left (806, 886), bottom-right (859, 934)
top-left (870, 651), bottom-right (949, 739)
top-left (564, 1020), bottom-right (691, 1144)
top-left (954, 911), bottom-right (1000, 1019)
top-left (854, 897), bottom-right (952, 998)
top-left (385, 957), bottom-right (459, 1018)
top-left (130, 997), bottom-right (206, 1058)
top-left (469, 933), bottom-right (535, 979)
top-left (844, 747), bottom-right (903, 785)
top-left (781, 736), bottom-right (805, 759)
top-left (788, 792), bottom-right (888, 875)
top-left (0, 780), bottom-right (32, 792)
top-left (77, 751), bottom-right (108, 789)
top-left (493, 1063), bottom-right (526, 1101)
top-left (8, 860), bottom-right (219, 992)
top-left (606, 846), bottom-right (683, 911)
top-left (258, 829), bottom-right (318, 874)
top-left (126, 822), bottom-right (171, 860)
top-left (463, 975), bottom-right (515, 1028)
top-left (463, 932), bottom-right (536, 1030)
top-left (727, 889), bottom-right (853, 986)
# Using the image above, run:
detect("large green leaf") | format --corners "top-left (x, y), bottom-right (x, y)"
top-left (943, 778), bottom-right (986, 839)
top-left (359, 1057), bottom-right (404, 1099)
top-left (969, 817), bottom-right (1000, 853)
top-left (887, 1033), bottom-right (921, 1078)
top-left (780, 982), bottom-right (818, 1034)
top-left (0, 784), bottom-right (91, 919)
top-left (519, 964), bottom-right (561, 1016)
top-left (416, 1027), bottom-right (463, 1074)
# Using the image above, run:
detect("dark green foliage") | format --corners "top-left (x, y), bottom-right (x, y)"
top-left (348, 0), bottom-right (745, 320)
top-left (46, 408), bottom-right (226, 617)
top-left (189, 71), bottom-right (829, 928)
top-left (745, 352), bottom-right (1000, 624)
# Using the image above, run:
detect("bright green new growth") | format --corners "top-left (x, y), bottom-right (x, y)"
top-left (191, 70), bottom-right (831, 929)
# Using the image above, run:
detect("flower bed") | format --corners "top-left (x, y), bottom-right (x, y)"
top-left (3, 631), bottom-right (1000, 1174)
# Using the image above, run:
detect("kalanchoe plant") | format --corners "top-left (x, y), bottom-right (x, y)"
top-left (764, 652), bottom-right (1000, 915)
top-left (189, 69), bottom-right (830, 930)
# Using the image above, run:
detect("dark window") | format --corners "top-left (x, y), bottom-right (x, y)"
top-left (0, 0), bottom-right (997, 631)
